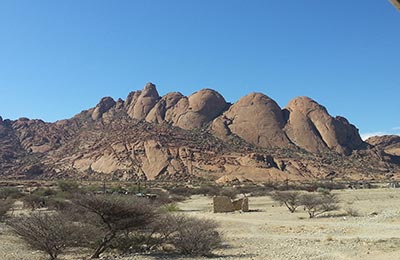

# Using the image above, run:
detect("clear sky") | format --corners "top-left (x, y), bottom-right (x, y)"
top-left (0, 1), bottom-right (399, 139)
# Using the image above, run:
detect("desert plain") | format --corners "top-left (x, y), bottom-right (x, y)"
top-left (1, 187), bottom-right (400, 260)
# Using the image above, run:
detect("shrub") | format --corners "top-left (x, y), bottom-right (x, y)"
top-left (344, 207), bottom-right (360, 217)
top-left (22, 194), bottom-right (46, 210)
top-left (109, 213), bottom-right (223, 257)
top-left (57, 180), bottom-right (79, 193)
top-left (195, 185), bottom-right (222, 197)
top-left (72, 194), bottom-right (157, 258)
top-left (300, 192), bottom-right (340, 218)
top-left (169, 215), bottom-right (222, 256)
top-left (169, 186), bottom-right (194, 197)
top-left (0, 187), bottom-right (23, 200)
top-left (219, 187), bottom-right (238, 199)
top-left (271, 191), bottom-right (302, 213)
top-left (110, 232), bottom-right (151, 254)
top-left (0, 199), bottom-right (13, 221)
top-left (234, 184), bottom-right (271, 196)
top-left (33, 188), bottom-right (57, 197)
top-left (7, 212), bottom-right (73, 260)
top-left (161, 203), bottom-right (180, 212)
top-left (46, 197), bottom-right (70, 211)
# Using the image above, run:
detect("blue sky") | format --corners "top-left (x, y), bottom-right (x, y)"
top-left (0, 1), bottom-right (399, 139)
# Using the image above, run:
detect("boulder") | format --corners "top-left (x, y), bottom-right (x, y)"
top-left (146, 88), bottom-right (228, 130)
top-left (174, 89), bottom-right (228, 129)
top-left (284, 97), bottom-right (364, 154)
top-left (92, 97), bottom-right (116, 120)
top-left (146, 92), bottom-right (184, 124)
top-left (128, 83), bottom-right (160, 120)
top-left (211, 92), bottom-right (291, 148)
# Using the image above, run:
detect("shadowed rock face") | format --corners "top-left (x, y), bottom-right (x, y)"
top-left (2, 82), bottom-right (392, 182)
top-left (366, 135), bottom-right (400, 148)
top-left (92, 97), bottom-right (116, 120)
top-left (366, 135), bottom-right (400, 157)
top-left (283, 97), bottom-right (364, 155)
top-left (126, 82), bottom-right (160, 120)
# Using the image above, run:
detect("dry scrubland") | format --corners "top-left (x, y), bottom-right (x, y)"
top-left (2, 188), bottom-right (400, 260)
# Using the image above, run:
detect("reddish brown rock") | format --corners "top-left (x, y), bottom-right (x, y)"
top-left (146, 88), bottom-right (227, 130)
top-left (211, 93), bottom-right (291, 148)
top-left (174, 89), bottom-right (228, 130)
top-left (127, 83), bottom-right (160, 120)
top-left (366, 135), bottom-right (400, 156)
top-left (146, 92), bottom-right (185, 124)
top-left (366, 135), bottom-right (400, 148)
top-left (283, 97), bottom-right (364, 154)
top-left (1, 83), bottom-right (395, 182)
top-left (92, 97), bottom-right (116, 120)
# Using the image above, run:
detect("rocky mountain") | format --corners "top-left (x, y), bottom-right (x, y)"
top-left (1, 83), bottom-right (399, 182)
top-left (366, 135), bottom-right (400, 157)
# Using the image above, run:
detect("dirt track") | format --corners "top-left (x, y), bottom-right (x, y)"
top-left (2, 188), bottom-right (400, 259)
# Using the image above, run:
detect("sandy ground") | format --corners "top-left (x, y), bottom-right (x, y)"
top-left (2, 188), bottom-right (400, 260)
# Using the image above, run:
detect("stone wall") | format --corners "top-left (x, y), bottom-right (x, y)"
top-left (213, 196), bottom-right (249, 213)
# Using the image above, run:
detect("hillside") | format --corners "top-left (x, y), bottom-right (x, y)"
top-left (1, 83), bottom-right (399, 182)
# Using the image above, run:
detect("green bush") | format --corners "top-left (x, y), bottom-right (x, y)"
top-left (57, 180), bottom-right (79, 193)
top-left (0, 199), bottom-right (13, 221)
top-left (71, 194), bottom-right (158, 258)
top-left (22, 194), bottom-right (46, 210)
top-left (0, 187), bottom-right (23, 200)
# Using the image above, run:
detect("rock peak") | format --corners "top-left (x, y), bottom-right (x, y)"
top-left (91, 97), bottom-right (116, 120)
top-left (144, 82), bottom-right (157, 91)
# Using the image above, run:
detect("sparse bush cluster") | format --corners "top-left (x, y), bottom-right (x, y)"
top-left (271, 190), bottom-right (340, 218)
top-left (0, 199), bottom-right (13, 221)
top-left (0, 187), bottom-right (20, 222)
top-left (0, 179), bottom-right (352, 259)
top-left (6, 191), bottom-right (223, 259)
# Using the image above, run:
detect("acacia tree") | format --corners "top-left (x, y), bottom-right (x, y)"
top-left (300, 192), bottom-right (340, 218)
top-left (7, 212), bottom-right (73, 260)
top-left (271, 191), bottom-right (302, 213)
top-left (72, 194), bottom-right (157, 259)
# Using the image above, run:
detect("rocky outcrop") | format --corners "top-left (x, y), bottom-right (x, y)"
top-left (366, 135), bottom-right (400, 156)
top-left (146, 88), bottom-right (228, 130)
top-left (173, 89), bottom-right (228, 129)
top-left (146, 92), bottom-right (184, 124)
top-left (126, 82), bottom-right (160, 120)
top-left (1, 83), bottom-right (396, 182)
top-left (92, 97), bottom-right (116, 120)
top-left (211, 93), bottom-right (291, 148)
top-left (366, 135), bottom-right (400, 148)
top-left (283, 97), bottom-right (364, 155)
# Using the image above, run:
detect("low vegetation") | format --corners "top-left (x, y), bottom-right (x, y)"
top-left (0, 199), bottom-right (13, 221)
top-left (71, 194), bottom-right (157, 258)
top-left (271, 191), bottom-right (302, 213)
top-left (300, 192), bottom-right (340, 218)
top-left (2, 184), bottom-right (223, 259)
top-left (271, 190), bottom-right (340, 218)
top-left (7, 212), bottom-right (74, 260)
top-left (0, 179), bottom-right (358, 259)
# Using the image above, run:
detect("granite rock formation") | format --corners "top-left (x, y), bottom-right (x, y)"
top-left (0, 83), bottom-right (398, 182)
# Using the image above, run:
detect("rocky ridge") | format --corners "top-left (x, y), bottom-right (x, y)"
top-left (0, 83), bottom-right (399, 182)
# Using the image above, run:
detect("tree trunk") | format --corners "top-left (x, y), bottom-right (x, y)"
top-left (90, 233), bottom-right (115, 259)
